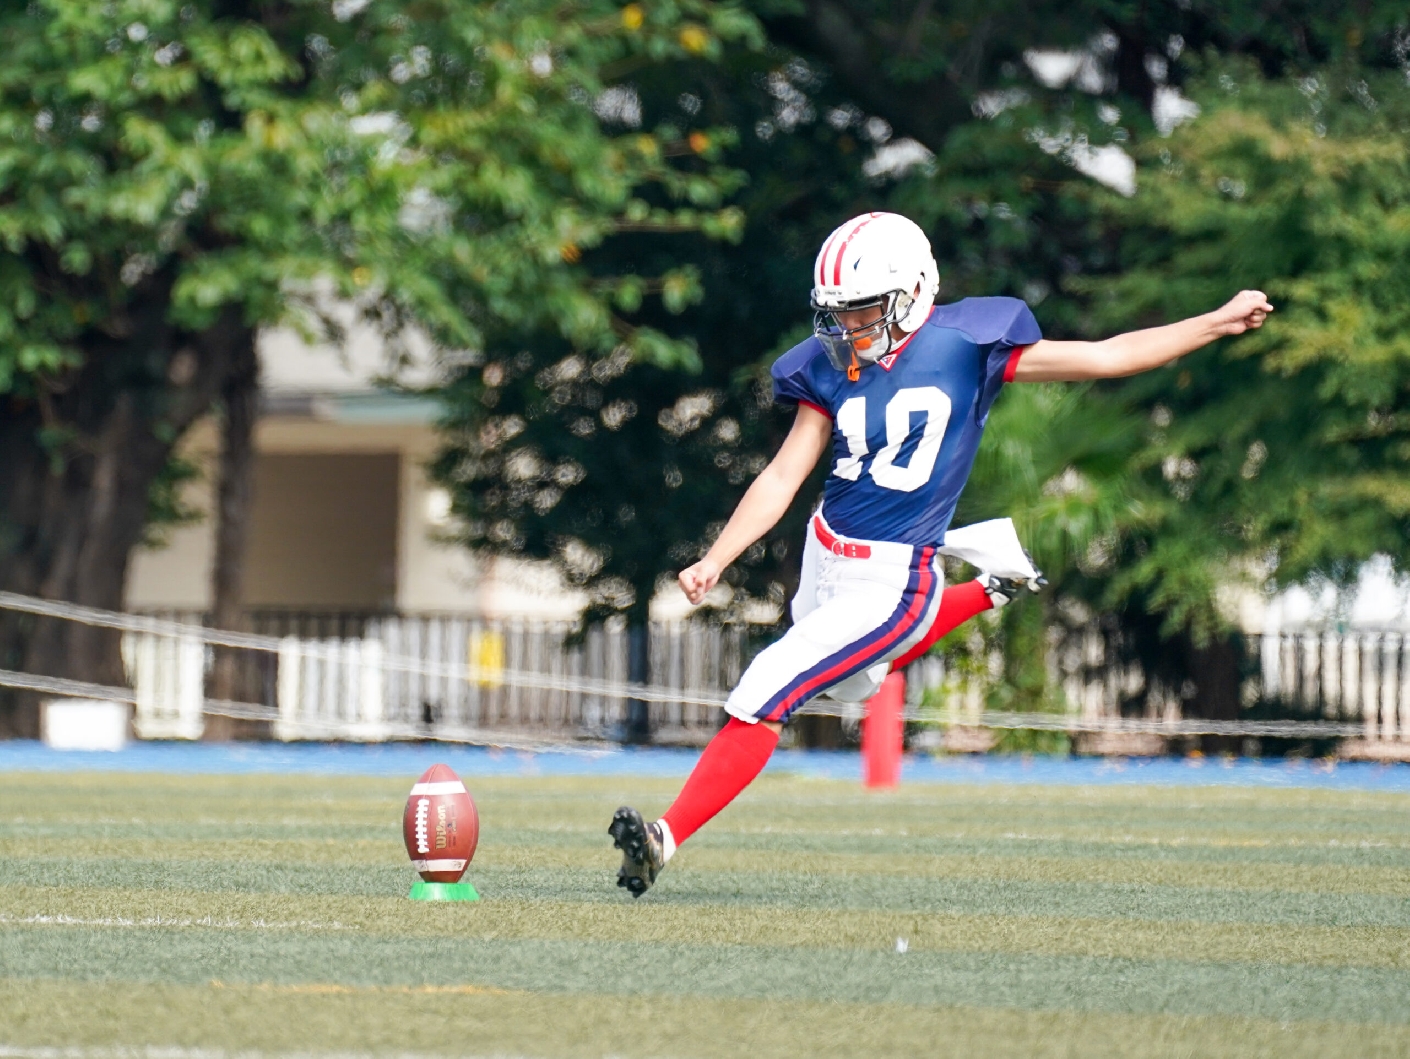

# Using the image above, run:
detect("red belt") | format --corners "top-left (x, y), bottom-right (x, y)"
top-left (813, 515), bottom-right (871, 559)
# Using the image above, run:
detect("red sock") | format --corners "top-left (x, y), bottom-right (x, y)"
top-left (661, 717), bottom-right (779, 846)
top-left (889, 578), bottom-right (992, 671)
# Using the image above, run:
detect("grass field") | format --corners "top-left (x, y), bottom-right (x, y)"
top-left (4, 766), bottom-right (1410, 1057)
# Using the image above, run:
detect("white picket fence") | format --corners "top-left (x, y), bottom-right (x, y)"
top-left (275, 637), bottom-right (389, 741)
top-left (122, 632), bottom-right (205, 741)
top-left (1261, 630), bottom-right (1410, 742)
top-left (111, 601), bottom-right (1410, 751)
top-left (913, 626), bottom-right (1410, 750)
top-left (123, 615), bottom-right (746, 744)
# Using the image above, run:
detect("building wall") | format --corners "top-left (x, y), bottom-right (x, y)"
top-left (125, 324), bottom-right (693, 619)
top-left (244, 453), bottom-right (400, 608)
top-left (124, 412), bottom-right (592, 619)
top-left (126, 444), bottom-right (218, 611)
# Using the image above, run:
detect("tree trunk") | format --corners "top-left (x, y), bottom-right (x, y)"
top-left (205, 335), bottom-right (261, 740)
top-left (1187, 633), bottom-right (1244, 755)
top-left (0, 277), bottom-right (255, 737)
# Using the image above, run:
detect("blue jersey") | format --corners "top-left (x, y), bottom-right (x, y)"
top-left (772, 297), bottom-right (1041, 546)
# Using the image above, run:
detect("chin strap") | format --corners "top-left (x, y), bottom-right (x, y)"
top-left (846, 348), bottom-right (860, 382)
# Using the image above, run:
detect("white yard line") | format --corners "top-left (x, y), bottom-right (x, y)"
top-left (0, 913), bottom-right (356, 932)
top-left (0, 1050), bottom-right (525, 1059)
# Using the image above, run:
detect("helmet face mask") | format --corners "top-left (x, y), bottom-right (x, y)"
top-left (810, 290), bottom-right (913, 372)
top-left (810, 212), bottom-right (939, 378)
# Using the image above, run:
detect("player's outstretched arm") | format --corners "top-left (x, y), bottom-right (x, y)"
top-left (678, 405), bottom-right (832, 606)
top-left (1011, 290), bottom-right (1273, 383)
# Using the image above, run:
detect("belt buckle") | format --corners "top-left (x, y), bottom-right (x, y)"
top-left (831, 541), bottom-right (844, 556)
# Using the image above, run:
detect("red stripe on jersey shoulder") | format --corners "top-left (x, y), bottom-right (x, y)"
top-left (1003, 346), bottom-right (1027, 383)
top-left (798, 399), bottom-right (832, 419)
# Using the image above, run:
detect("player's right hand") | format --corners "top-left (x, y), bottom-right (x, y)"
top-left (678, 559), bottom-right (722, 606)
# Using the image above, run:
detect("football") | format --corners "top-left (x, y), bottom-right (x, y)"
top-left (402, 764), bottom-right (479, 883)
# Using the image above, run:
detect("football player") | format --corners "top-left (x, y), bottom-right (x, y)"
top-left (610, 211), bottom-right (1272, 896)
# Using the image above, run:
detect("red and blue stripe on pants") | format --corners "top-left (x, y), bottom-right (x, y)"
top-left (755, 545), bottom-right (939, 724)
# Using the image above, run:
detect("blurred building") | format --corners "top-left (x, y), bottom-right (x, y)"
top-left (124, 308), bottom-right (599, 620)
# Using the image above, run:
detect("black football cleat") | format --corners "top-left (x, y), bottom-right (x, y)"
top-left (983, 562), bottom-right (1047, 608)
top-left (609, 806), bottom-right (666, 898)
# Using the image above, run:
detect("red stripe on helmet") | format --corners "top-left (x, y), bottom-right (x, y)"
top-left (831, 213), bottom-right (880, 287)
top-left (816, 226), bottom-right (846, 287)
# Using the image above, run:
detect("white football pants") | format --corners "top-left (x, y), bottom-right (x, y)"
top-left (722, 512), bottom-right (944, 725)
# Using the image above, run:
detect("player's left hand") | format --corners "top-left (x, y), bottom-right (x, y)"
top-left (1209, 290), bottom-right (1274, 336)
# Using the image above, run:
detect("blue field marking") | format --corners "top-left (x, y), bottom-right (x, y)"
top-left (2, 739), bottom-right (1410, 791)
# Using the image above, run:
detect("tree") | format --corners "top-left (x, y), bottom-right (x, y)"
top-left (205, 324), bottom-right (259, 737)
top-left (951, 58), bottom-right (1410, 729)
top-left (429, 13), bottom-right (1132, 658)
top-left (1080, 61), bottom-right (1410, 633)
top-left (755, 0), bottom-right (1410, 131)
top-left (0, 0), bottom-right (752, 735)
top-left (432, 47), bottom-right (843, 633)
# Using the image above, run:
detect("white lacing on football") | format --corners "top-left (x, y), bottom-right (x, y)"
top-left (414, 797), bottom-right (430, 854)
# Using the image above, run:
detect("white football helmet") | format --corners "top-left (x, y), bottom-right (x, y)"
top-left (811, 212), bottom-right (940, 379)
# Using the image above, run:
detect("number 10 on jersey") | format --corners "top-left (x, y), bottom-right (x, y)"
top-left (832, 386), bottom-right (952, 493)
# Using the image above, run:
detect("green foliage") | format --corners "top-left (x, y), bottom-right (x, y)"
top-left (931, 57), bottom-right (1410, 714)
top-left (432, 42), bottom-right (875, 622)
top-left (141, 452), bottom-right (203, 547)
top-left (3, 0), bottom-right (1408, 730)
top-left (430, 18), bottom-right (1148, 623)
top-left (0, 0), bottom-right (755, 408)
top-left (1076, 61), bottom-right (1410, 637)
top-left (428, 14), bottom-right (1410, 749)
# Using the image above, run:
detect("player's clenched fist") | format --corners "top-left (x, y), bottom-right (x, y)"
top-left (678, 558), bottom-right (722, 606)
top-left (1209, 290), bottom-right (1273, 336)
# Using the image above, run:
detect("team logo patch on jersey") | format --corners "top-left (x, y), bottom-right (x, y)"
top-left (877, 352), bottom-right (898, 371)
